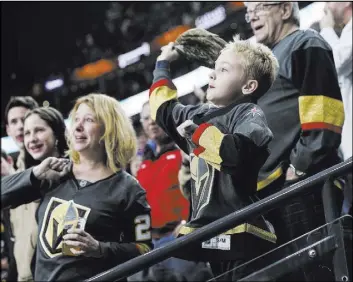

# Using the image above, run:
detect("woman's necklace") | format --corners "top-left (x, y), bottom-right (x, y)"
top-left (79, 180), bottom-right (88, 187)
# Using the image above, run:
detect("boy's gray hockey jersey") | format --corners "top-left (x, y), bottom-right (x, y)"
top-left (149, 61), bottom-right (276, 261)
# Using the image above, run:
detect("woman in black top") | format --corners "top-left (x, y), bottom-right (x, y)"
top-left (2, 94), bottom-right (152, 281)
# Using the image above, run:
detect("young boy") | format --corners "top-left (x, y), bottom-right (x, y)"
top-left (149, 37), bottom-right (279, 280)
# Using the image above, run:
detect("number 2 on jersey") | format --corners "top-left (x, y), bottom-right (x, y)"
top-left (134, 214), bottom-right (151, 241)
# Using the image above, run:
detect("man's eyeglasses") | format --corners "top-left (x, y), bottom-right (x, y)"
top-left (245, 3), bottom-right (283, 23)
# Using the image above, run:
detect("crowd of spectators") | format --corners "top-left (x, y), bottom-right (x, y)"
top-left (1, 2), bottom-right (352, 282)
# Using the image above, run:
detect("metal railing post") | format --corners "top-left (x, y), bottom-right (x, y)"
top-left (322, 178), bottom-right (341, 222)
top-left (322, 178), bottom-right (351, 281)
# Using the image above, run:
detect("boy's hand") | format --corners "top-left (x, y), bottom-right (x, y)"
top-left (177, 120), bottom-right (197, 138)
top-left (285, 166), bottom-right (299, 181)
top-left (157, 42), bottom-right (180, 62)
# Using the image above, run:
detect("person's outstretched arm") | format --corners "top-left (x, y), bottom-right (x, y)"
top-left (2, 168), bottom-right (43, 209)
top-left (2, 157), bottom-right (69, 209)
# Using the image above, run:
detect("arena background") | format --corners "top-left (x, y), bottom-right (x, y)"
top-left (1, 1), bottom-right (325, 156)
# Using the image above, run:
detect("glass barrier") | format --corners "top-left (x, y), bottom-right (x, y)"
top-left (208, 215), bottom-right (352, 282)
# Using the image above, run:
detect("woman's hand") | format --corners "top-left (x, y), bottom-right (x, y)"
top-left (63, 228), bottom-right (102, 258)
top-left (32, 157), bottom-right (70, 181)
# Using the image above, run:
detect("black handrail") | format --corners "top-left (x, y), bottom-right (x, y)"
top-left (86, 158), bottom-right (352, 282)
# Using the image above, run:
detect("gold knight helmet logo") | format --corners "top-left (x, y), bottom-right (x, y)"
top-left (190, 154), bottom-right (215, 219)
top-left (39, 197), bottom-right (91, 258)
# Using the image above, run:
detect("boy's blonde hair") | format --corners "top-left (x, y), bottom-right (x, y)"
top-left (222, 35), bottom-right (279, 98)
top-left (66, 93), bottom-right (137, 172)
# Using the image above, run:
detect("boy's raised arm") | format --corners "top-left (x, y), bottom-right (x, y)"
top-left (149, 43), bottom-right (203, 153)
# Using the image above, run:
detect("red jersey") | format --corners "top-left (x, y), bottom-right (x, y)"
top-left (137, 145), bottom-right (189, 230)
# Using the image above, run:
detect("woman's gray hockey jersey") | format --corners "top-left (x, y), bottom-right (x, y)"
top-left (2, 168), bottom-right (152, 281)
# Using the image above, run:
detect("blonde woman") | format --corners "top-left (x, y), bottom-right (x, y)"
top-left (2, 94), bottom-right (152, 281)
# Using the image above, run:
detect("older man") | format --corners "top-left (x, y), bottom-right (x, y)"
top-left (246, 2), bottom-right (344, 280)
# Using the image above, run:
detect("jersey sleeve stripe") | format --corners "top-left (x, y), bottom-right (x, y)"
top-left (191, 123), bottom-right (212, 145)
top-left (302, 122), bottom-right (342, 134)
top-left (299, 95), bottom-right (344, 130)
top-left (257, 166), bottom-right (284, 191)
top-left (194, 147), bottom-right (222, 170)
top-left (149, 86), bottom-right (177, 121)
top-left (196, 125), bottom-right (224, 160)
top-left (135, 243), bottom-right (151, 255)
top-left (192, 125), bottom-right (225, 168)
top-left (193, 146), bottom-right (206, 156)
top-left (149, 79), bottom-right (176, 96)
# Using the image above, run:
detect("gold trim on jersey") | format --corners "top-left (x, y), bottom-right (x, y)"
top-left (197, 126), bottom-right (224, 164)
top-left (299, 95), bottom-right (344, 131)
top-left (190, 155), bottom-right (215, 219)
top-left (136, 243), bottom-right (151, 255)
top-left (257, 166), bottom-right (283, 191)
top-left (257, 168), bottom-right (344, 191)
top-left (179, 223), bottom-right (277, 243)
top-left (333, 179), bottom-right (343, 190)
top-left (196, 151), bottom-right (222, 171)
top-left (149, 86), bottom-right (177, 121)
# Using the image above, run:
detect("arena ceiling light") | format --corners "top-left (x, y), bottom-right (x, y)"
top-left (195, 6), bottom-right (227, 30)
top-left (45, 78), bottom-right (64, 91)
top-left (117, 42), bottom-right (151, 68)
